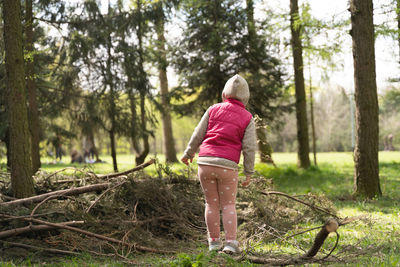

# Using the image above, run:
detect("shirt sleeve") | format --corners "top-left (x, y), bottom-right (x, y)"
top-left (183, 108), bottom-right (210, 159)
top-left (242, 118), bottom-right (257, 176)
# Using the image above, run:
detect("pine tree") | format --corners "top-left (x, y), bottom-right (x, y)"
top-left (3, 0), bottom-right (35, 197)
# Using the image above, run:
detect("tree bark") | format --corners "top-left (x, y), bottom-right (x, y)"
top-left (3, 0), bottom-right (35, 198)
top-left (397, 0), bottom-right (400, 64)
top-left (135, 93), bottom-right (150, 165)
top-left (135, 0), bottom-right (149, 166)
top-left (88, 132), bottom-right (100, 162)
top-left (25, 0), bottom-right (41, 174)
top-left (350, 0), bottom-right (382, 198)
top-left (5, 129), bottom-right (11, 169)
top-left (290, 0), bottom-right (310, 169)
top-left (105, 20), bottom-right (118, 172)
top-left (309, 67), bottom-right (317, 166)
top-left (256, 127), bottom-right (273, 163)
top-left (156, 6), bottom-right (178, 163)
top-left (109, 129), bottom-right (118, 172)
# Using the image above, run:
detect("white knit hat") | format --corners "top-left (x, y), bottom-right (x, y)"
top-left (221, 74), bottom-right (250, 105)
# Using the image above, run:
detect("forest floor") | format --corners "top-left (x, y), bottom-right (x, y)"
top-left (0, 152), bottom-right (399, 266)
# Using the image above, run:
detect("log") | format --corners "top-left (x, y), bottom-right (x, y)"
top-left (0, 221), bottom-right (84, 239)
top-left (0, 183), bottom-right (110, 207)
top-left (303, 218), bottom-right (339, 258)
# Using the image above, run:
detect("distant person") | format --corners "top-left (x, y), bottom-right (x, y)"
top-left (48, 135), bottom-right (63, 162)
top-left (71, 149), bottom-right (84, 164)
top-left (388, 134), bottom-right (394, 151)
top-left (181, 74), bottom-right (257, 254)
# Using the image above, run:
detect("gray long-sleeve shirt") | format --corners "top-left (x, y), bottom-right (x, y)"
top-left (183, 108), bottom-right (257, 175)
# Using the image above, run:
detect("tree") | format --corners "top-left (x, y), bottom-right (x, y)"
top-left (244, 0), bottom-right (287, 163)
top-left (350, 0), bottom-right (382, 198)
top-left (3, 0), bottom-right (35, 197)
top-left (131, 0), bottom-right (151, 165)
top-left (153, 1), bottom-right (178, 163)
top-left (68, 1), bottom-right (123, 171)
top-left (25, 0), bottom-right (41, 174)
top-left (173, 0), bottom-right (286, 147)
top-left (290, 0), bottom-right (310, 169)
top-left (172, 0), bottom-right (245, 115)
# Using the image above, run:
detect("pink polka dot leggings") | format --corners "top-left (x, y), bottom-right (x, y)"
top-left (198, 164), bottom-right (238, 240)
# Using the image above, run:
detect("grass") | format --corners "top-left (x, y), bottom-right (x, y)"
top-left (1, 152), bottom-right (400, 266)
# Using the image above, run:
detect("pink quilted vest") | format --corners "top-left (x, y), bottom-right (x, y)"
top-left (199, 98), bottom-right (252, 163)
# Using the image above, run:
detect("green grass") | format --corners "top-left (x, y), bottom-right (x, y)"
top-left (1, 152), bottom-right (400, 266)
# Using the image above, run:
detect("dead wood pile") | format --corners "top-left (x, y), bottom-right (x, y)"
top-left (0, 160), bottom-right (364, 265)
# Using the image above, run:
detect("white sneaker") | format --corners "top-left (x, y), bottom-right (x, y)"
top-left (223, 240), bottom-right (240, 254)
top-left (208, 238), bottom-right (223, 251)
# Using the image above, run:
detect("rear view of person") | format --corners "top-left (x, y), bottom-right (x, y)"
top-left (181, 74), bottom-right (257, 254)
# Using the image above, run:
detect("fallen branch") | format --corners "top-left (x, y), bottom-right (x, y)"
top-left (0, 220), bottom-right (84, 239)
top-left (0, 183), bottom-right (110, 208)
top-left (86, 181), bottom-right (127, 213)
top-left (44, 167), bottom-right (88, 181)
top-left (2, 214), bottom-right (175, 254)
top-left (0, 193), bottom-right (16, 201)
top-left (97, 159), bottom-right (155, 179)
top-left (0, 240), bottom-right (80, 256)
top-left (260, 191), bottom-right (338, 218)
top-left (0, 159), bottom-right (156, 208)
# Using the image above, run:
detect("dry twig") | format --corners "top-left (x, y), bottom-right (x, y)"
top-left (1, 214), bottom-right (175, 254)
top-left (0, 240), bottom-right (80, 256)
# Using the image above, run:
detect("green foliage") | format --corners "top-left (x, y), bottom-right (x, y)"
top-left (380, 87), bottom-right (400, 114)
top-left (171, 0), bottom-right (246, 115)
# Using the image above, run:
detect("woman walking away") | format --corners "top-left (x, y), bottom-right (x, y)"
top-left (181, 74), bottom-right (257, 254)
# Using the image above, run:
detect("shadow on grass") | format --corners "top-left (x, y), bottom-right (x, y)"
top-left (255, 161), bottom-right (400, 214)
top-left (255, 162), bottom-right (354, 198)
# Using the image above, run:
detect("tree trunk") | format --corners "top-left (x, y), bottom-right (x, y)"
top-left (397, 0), bottom-right (400, 64)
top-left (135, 0), bottom-right (149, 166)
top-left (105, 15), bottom-right (118, 172)
top-left (3, 0), bottom-right (35, 197)
top-left (25, 0), bottom-right (41, 174)
top-left (88, 132), bottom-right (100, 162)
top-left (109, 129), bottom-right (118, 172)
top-left (5, 129), bottom-right (11, 169)
top-left (309, 66), bottom-right (317, 166)
top-left (290, 0), bottom-right (310, 169)
top-left (156, 8), bottom-right (178, 163)
top-left (256, 126), bottom-right (273, 163)
top-left (135, 93), bottom-right (149, 165)
top-left (350, 0), bottom-right (381, 198)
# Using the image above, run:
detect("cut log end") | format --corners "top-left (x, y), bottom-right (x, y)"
top-left (303, 218), bottom-right (339, 259)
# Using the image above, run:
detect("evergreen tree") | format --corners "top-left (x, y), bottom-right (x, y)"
top-left (25, 0), bottom-right (41, 174)
top-left (3, 0), bottom-right (35, 197)
top-left (172, 0), bottom-right (246, 115)
top-left (244, 0), bottom-right (287, 163)
top-left (173, 0), bottom-right (286, 119)
top-left (68, 1), bottom-right (124, 171)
